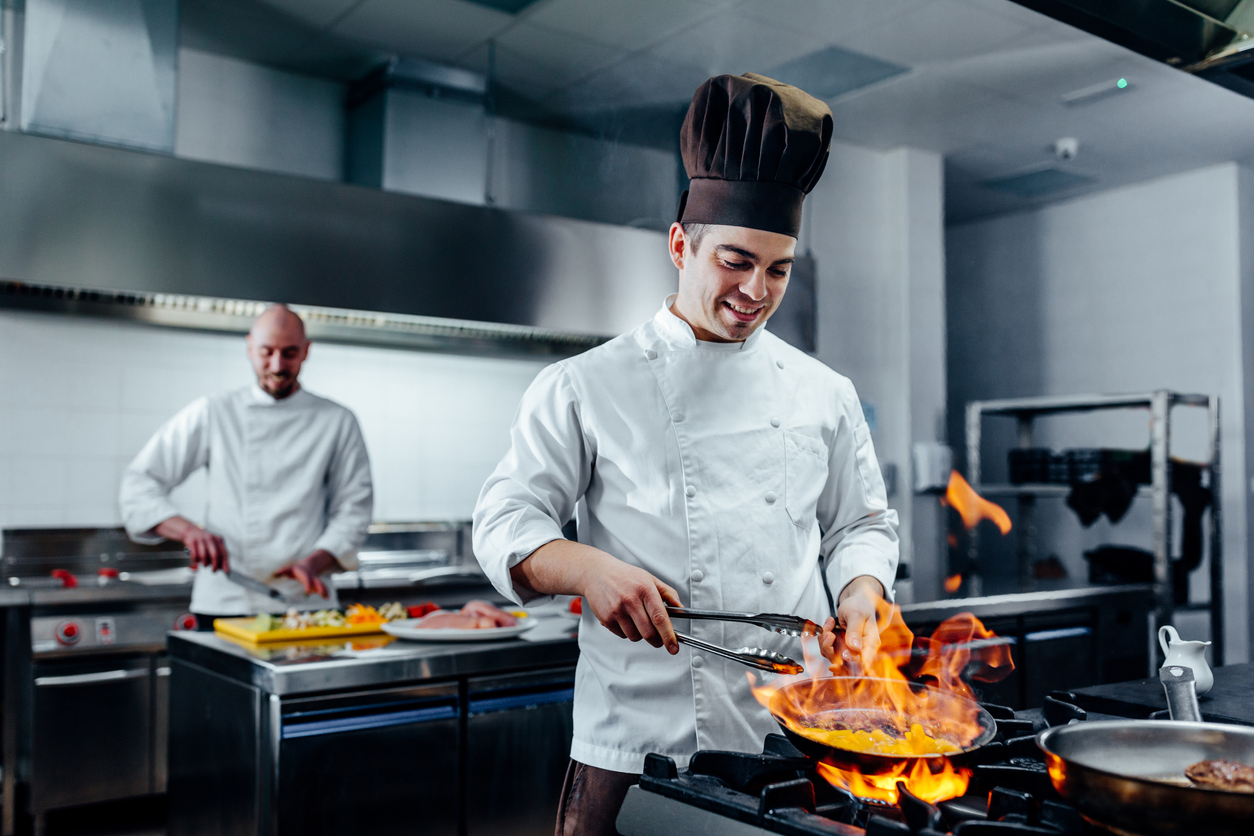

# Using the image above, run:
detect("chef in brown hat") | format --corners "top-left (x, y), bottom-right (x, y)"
top-left (474, 73), bottom-right (899, 835)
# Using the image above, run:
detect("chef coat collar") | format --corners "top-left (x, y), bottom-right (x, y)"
top-left (249, 382), bottom-right (307, 406)
top-left (655, 295), bottom-right (763, 353)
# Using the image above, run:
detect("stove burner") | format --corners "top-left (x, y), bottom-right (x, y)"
top-left (621, 700), bottom-right (1100, 836)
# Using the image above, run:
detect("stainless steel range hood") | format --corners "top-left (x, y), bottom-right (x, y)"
top-left (1011, 0), bottom-right (1254, 99)
top-left (0, 128), bottom-right (677, 355)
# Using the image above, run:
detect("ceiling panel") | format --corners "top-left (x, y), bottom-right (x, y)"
top-left (493, 21), bottom-right (627, 88)
top-left (645, 9), bottom-right (832, 78)
top-left (940, 42), bottom-right (1134, 105)
top-left (734, 0), bottom-right (927, 42)
top-left (829, 71), bottom-right (1030, 152)
top-left (259, 0), bottom-right (361, 29)
top-left (547, 51), bottom-right (711, 113)
top-left (839, 0), bottom-right (1036, 66)
top-left (333, 0), bottom-right (515, 62)
top-left (456, 23), bottom-right (628, 97)
top-left (526, 0), bottom-right (718, 51)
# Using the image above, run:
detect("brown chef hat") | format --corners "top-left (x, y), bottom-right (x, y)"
top-left (676, 73), bottom-right (833, 238)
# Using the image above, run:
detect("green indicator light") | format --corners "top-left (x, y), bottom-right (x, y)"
top-left (1117, 78), bottom-right (1128, 88)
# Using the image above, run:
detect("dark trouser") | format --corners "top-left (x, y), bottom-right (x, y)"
top-left (555, 760), bottom-right (640, 836)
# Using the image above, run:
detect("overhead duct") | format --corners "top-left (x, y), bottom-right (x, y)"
top-left (345, 57), bottom-right (491, 200)
top-left (19, 0), bottom-right (178, 153)
top-left (1009, 0), bottom-right (1254, 100)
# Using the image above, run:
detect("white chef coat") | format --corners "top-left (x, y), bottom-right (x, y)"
top-left (473, 297), bottom-right (899, 774)
top-left (119, 385), bottom-right (373, 615)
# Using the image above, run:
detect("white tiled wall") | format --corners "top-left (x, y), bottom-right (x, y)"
top-left (0, 310), bottom-right (550, 527)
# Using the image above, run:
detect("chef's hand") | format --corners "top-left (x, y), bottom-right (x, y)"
top-left (274, 549), bottom-right (339, 598)
top-left (582, 553), bottom-right (683, 654)
top-left (821, 575), bottom-right (885, 672)
top-left (510, 540), bottom-right (682, 654)
top-left (156, 516), bottom-right (229, 572)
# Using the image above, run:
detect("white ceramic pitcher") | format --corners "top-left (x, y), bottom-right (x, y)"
top-left (1159, 624), bottom-right (1214, 695)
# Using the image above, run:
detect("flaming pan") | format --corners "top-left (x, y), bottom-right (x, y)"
top-left (767, 677), bottom-right (997, 774)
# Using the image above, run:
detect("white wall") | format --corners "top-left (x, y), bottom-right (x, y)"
top-left (0, 309), bottom-right (548, 527)
top-left (175, 48), bottom-right (346, 181)
top-left (947, 164), bottom-right (1249, 663)
top-left (804, 141), bottom-right (948, 602)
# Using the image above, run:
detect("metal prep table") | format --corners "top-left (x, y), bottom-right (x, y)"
top-left (166, 616), bottom-right (580, 836)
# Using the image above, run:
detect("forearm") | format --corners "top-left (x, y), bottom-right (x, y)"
top-left (153, 516), bottom-right (200, 542)
top-left (838, 574), bottom-right (885, 604)
top-left (509, 539), bottom-right (609, 598)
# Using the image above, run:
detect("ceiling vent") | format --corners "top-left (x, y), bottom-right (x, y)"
top-left (767, 46), bottom-right (909, 101)
top-left (981, 167), bottom-right (1095, 197)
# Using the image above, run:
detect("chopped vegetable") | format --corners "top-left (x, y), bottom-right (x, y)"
top-left (377, 602), bottom-right (407, 622)
top-left (252, 613), bottom-right (279, 632)
top-left (345, 603), bottom-right (384, 625)
top-left (570, 597), bottom-right (582, 615)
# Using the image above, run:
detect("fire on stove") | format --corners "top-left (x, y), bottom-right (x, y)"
top-left (616, 696), bottom-right (1097, 836)
top-left (749, 600), bottom-right (1015, 806)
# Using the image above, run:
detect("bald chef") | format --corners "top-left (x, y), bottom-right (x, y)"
top-left (119, 305), bottom-right (373, 620)
top-left (473, 74), bottom-right (899, 835)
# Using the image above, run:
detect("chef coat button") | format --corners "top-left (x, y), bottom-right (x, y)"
top-left (690, 569), bottom-right (704, 582)
top-left (685, 485), bottom-right (697, 498)
top-left (673, 412), bottom-right (685, 423)
top-left (691, 655), bottom-right (704, 668)
top-left (765, 491), bottom-right (777, 504)
top-left (776, 360), bottom-right (784, 369)
top-left (762, 572), bottom-right (775, 585)
top-left (645, 349), bottom-right (658, 360)
top-left (770, 417), bottom-right (781, 428)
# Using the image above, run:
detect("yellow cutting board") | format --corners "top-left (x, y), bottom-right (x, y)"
top-left (213, 617), bottom-right (387, 644)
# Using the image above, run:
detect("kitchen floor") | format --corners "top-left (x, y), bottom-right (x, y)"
top-left (39, 797), bottom-right (165, 836)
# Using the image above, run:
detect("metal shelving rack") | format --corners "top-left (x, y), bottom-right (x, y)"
top-left (965, 391), bottom-right (1223, 665)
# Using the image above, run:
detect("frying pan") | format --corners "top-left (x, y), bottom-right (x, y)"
top-left (767, 677), bottom-right (997, 774)
top-left (1036, 665), bottom-right (1254, 836)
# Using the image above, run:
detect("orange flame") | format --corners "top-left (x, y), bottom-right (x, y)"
top-left (817, 757), bottom-right (970, 805)
top-left (943, 574), bottom-right (963, 593)
top-left (750, 599), bottom-right (1014, 805)
top-left (943, 471), bottom-right (1011, 534)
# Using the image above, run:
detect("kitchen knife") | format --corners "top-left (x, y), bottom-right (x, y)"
top-left (184, 546), bottom-right (297, 603)
top-left (225, 569), bottom-right (295, 603)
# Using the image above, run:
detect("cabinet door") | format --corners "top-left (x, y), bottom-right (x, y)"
top-left (31, 659), bottom-right (152, 811)
top-left (466, 670), bottom-right (575, 836)
top-left (153, 656), bottom-right (170, 793)
top-left (279, 692), bottom-right (460, 836)
top-left (1022, 612), bottom-right (1096, 705)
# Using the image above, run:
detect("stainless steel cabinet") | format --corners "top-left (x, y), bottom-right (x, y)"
top-left (31, 657), bottom-right (153, 811)
top-left (466, 668), bottom-right (575, 836)
top-left (278, 684), bottom-right (461, 836)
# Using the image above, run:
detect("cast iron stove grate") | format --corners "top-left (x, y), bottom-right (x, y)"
top-left (618, 696), bottom-right (1105, 836)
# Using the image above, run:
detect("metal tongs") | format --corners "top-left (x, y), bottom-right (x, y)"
top-left (666, 606), bottom-right (819, 675)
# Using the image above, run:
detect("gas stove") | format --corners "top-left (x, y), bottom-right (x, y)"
top-left (616, 695), bottom-right (1110, 836)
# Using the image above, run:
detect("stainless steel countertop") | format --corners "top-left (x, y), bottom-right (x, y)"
top-left (0, 582), bottom-right (194, 608)
top-left (168, 614), bottom-right (581, 696)
top-left (899, 582), bottom-right (1153, 622)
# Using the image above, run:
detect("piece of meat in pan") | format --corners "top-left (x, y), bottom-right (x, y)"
top-left (1185, 759), bottom-right (1254, 793)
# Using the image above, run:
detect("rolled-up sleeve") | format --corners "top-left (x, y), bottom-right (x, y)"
top-left (119, 398), bottom-right (212, 544)
top-left (311, 413), bottom-right (374, 571)
top-left (473, 363), bottom-right (591, 605)
top-left (818, 386), bottom-right (900, 604)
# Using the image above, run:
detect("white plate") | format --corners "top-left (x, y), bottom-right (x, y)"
top-left (381, 617), bottom-right (539, 642)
